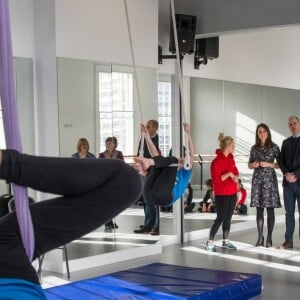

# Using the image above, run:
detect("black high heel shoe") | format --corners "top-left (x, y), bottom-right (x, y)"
top-left (256, 236), bottom-right (264, 247)
top-left (266, 237), bottom-right (272, 248)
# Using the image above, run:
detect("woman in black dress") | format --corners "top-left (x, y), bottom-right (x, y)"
top-left (248, 123), bottom-right (281, 248)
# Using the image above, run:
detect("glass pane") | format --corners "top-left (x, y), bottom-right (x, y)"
top-left (112, 111), bottom-right (133, 156)
top-left (112, 72), bottom-right (133, 111)
top-left (158, 81), bottom-right (172, 157)
top-left (99, 72), bottom-right (112, 111)
top-left (99, 71), bottom-right (133, 157)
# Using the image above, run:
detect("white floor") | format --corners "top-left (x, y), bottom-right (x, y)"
top-left (40, 200), bottom-right (300, 299)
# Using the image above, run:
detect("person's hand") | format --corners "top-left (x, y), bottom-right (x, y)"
top-left (183, 123), bottom-right (190, 134)
top-left (232, 175), bottom-right (239, 183)
top-left (133, 162), bottom-right (147, 176)
top-left (134, 157), bottom-right (154, 172)
top-left (259, 161), bottom-right (271, 168)
top-left (227, 172), bottom-right (234, 178)
top-left (140, 124), bottom-right (148, 134)
top-left (133, 158), bottom-right (148, 176)
top-left (285, 172), bottom-right (297, 183)
top-left (251, 161), bottom-right (260, 168)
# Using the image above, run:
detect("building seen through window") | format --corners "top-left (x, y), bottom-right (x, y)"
top-left (158, 81), bottom-right (172, 156)
top-left (98, 71), bottom-right (133, 156)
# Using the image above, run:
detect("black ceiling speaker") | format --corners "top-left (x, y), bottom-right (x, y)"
top-left (169, 14), bottom-right (196, 55)
top-left (195, 37), bottom-right (219, 59)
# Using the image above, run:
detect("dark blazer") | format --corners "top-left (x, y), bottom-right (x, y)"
top-left (278, 136), bottom-right (300, 186)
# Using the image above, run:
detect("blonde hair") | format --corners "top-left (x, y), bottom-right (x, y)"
top-left (77, 138), bottom-right (90, 152)
top-left (218, 133), bottom-right (234, 151)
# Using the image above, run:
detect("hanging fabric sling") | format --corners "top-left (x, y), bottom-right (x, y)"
top-left (0, 0), bottom-right (34, 261)
top-left (170, 0), bottom-right (191, 170)
top-left (123, 0), bottom-right (146, 157)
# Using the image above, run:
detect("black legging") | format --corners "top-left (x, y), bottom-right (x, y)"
top-left (0, 150), bottom-right (142, 284)
top-left (209, 194), bottom-right (237, 240)
top-left (256, 207), bottom-right (275, 241)
top-left (143, 156), bottom-right (178, 207)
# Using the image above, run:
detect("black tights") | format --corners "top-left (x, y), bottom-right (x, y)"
top-left (209, 194), bottom-right (237, 240)
top-left (0, 150), bottom-right (142, 284)
top-left (256, 207), bottom-right (275, 242)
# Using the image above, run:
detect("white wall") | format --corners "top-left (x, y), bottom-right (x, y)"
top-left (10, 0), bottom-right (159, 68)
top-left (9, 0), bottom-right (35, 58)
top-left (55, 0), bottom-right (158, 68)
top-left (9, 1), bottom-right (300, 92)
top-left (184, 26), bottom-right (300, 90)
top-left (159, 26), bottom-right (300, 91)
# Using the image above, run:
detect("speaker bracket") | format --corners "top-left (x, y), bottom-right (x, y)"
top-left (194, 56), bottom-right (208, 69)
top-left (158, 46), bottom-right (184, 64)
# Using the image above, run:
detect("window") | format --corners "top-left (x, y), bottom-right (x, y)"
top-left (158, 80), bottom-right (172, 156)
top-left (98, 70), bottom-right (134, 156)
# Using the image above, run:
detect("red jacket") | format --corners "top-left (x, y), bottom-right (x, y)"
top-left (211, 149), bottom-right (239, 196)
top-left (237, 188), bottom-right (247, 205)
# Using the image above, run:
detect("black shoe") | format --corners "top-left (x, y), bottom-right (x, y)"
top-left (255, 237), bottom-right (264, 247)
top-left (278, 241), bottom-right (293, 250)
top-left (112, 222), bottom-right (118, 229)
top-left (150, 228), bottom-right (160, 236)
top-left (185, 203), bottom-right (195, 213)
top-left (266, 239), bottom-right (272, 248)
top-left (134, 227), bottom-right (151, 234)
top-left (105, 221), bottom-right (115, 231)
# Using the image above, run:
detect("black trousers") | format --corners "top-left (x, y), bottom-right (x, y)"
top-left (0, 150), bottom-right (142, 284)
top-left (143, 156), bottom-right (178, 207)
top-left (209, 194), bottom-right (237, 240)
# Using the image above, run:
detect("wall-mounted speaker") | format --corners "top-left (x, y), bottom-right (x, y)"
top-left (169, 14), bottom-right (196, 55)
top-left (195, 37), bottom-right (219, 59)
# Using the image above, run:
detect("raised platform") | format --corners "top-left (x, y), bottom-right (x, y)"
top-left (42, 232), bottom-right (162, 274)
top-left (45, 262), bottom-right (262, 299)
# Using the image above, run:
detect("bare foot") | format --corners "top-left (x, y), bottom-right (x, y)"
top-left (134, 157), bottom-right (153, 171)
top-left (133, 161), bottom-right (148, 176)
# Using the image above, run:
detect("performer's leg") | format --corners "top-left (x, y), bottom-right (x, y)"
top-left (0, 150), bottom-right (142, 284)
top-left (0, 150), bottom-right (130, 196)
top-left (143, 158), bottom-right (178, 207)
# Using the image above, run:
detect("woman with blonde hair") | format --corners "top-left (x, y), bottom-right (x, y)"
top-left (72, 138), bottom-right (96, 159)
top-left (205, 133), bottom-right (239, 252)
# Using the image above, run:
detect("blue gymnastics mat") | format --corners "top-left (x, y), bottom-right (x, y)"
top-left (45, 262), bottom-right (262, 299)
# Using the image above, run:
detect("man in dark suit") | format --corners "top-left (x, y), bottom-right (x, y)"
top-left (278, 116), bottom-right (300, 249)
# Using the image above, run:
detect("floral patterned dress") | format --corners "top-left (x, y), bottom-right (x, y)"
top-left (249, 143), bottom-right (281, 208)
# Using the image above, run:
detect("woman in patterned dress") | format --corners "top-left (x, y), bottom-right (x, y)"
top-left (248, 123), bottom-right (281, 248)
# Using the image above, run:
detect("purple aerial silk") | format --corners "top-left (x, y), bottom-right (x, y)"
top-left (0, 0), bottom-right (34, 260)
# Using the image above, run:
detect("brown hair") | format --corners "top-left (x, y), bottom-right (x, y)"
top-left (105, 136), bottom-right (118, 149)
top-left (77, 138), bottom-right (90, 152)
top-left (205, 178), bottom-right (213, 188)
top-left (147, 119), bottom-right (159, 130)
top-left (218, 133), bottom-right (234, 151)
top-left (253, 123), bottom-right (273, 149)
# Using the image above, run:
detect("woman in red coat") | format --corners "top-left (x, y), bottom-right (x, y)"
top-left (206, 133), bottom-right (239, 252)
